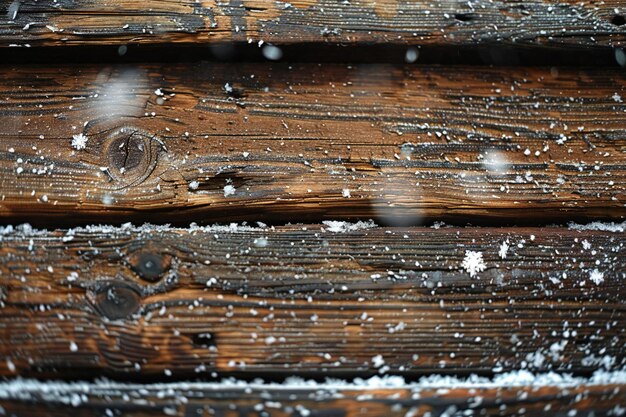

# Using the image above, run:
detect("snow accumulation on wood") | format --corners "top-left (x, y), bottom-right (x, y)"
top-left (0, 220), bottom-right (379, 239)
top-left (1, 368), bottom-right (626, 405)
top-left (568, 221), bottom-right (626, 233)
top-left (3, 220), bottom-right (624, 239)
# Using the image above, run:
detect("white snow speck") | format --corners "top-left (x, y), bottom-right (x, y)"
top-left (69, 342), bottom-right (78, 352)
top-left (224, 83), bottom-right (233, 93)
top-left (613, 92), bottom-right (623, 103)
top-left (371, 354), bottom-right (385, 368)
top-left (342, 188), bottom-right (351, 198)
top-left (5, 358), bottom-right (15, 373)
top-left (461, 250), bottom-right (486, 278)
top-left (188, 181), bottom-right (200, 191)
top-left (71, 133), bottom-right (88, 150)
top-left (223, 185), bottom-right (236, 197)
top-left (589, 269), bottom-right (604, 285)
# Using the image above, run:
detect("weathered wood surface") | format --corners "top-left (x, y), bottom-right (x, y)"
top-left (1, 379), bottom-right (626, 417)
top-left (1, 223), bottom-right (624, 378)
top-left (1, 64), bottom-right (626, 225)
top-left (2, 0), bottom-right (626, 48)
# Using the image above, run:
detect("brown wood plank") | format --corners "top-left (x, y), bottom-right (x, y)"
top-left (1, 0), bottom-right (626, 48)
top-left (1, 223), bottom-right (624, 378)
top-left (1, 63), bottom-right (626, 225)
top-left (1, 379), bottom-right (625, 416)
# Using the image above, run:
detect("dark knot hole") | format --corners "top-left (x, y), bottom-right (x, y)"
top-left (611, 14), bottom-right (626, 26)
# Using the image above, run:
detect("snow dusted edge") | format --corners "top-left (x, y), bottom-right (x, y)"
top-left (568, 221), bottom-right (626, 233)
top-left (1, 369), bottom-right (626, 402)
top-left (1, 220), bottom-right (625, 238)
top-left (0, 220), bottom-right (377, 237)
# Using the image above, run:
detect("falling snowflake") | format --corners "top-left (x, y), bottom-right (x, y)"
top-left (71, 133), bottom-right (88, 150)
top-left (589, 269), bottom-right (604, 285)
top-left (461, 250), bottom-right (486, 278)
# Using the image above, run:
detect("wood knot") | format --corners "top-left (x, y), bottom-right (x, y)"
top-left (103, 126), bottom-right (164, 189)
top-left (128, 251), bottom-right (170, 282)
top-left (94, 282), bottom-right (141, 320)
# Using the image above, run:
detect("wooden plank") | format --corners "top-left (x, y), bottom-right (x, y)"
top-left (1, 223), bottom-right (624, 378)
top-left (1, 0), bottom-right (626, 48)
top-left (1, 63), bottom-right (626, 225)
top-left (1, 378), bottom-right (625, 416)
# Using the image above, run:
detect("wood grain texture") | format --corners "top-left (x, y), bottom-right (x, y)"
top-left (1, 0), bottom-right (626, 48)
top-left (1, 223), bottom-right (624, 378)
top-left (1, 380), bottom-right (625, 417)
top-left (1, 63), bottom-right (626, 225)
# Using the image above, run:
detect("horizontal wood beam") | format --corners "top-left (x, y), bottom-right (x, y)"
top-left (1, 64), bottom-right (626, 225)
top-left (1, 1), bottom-right (625, 48)
top-left (1, 378), bottom-right (625, 416)
top-left (1, 223), bottom-right (624, 378)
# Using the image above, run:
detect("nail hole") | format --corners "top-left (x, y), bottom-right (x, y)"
top-left (454, 13), bottom-right (474, 22)
top-left (191, 332), bottom-right (217, 348)
top-left (611, 14), bottom-right (626, 26)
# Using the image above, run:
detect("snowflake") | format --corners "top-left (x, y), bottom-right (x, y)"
top-left (461, 250), bottom-right (486, 278)
top-left (498, 240), bottom-right (509, 259)
top-left (589, 269), bottom-right (604, 285)
top-left (223, 185), bottom-right (236, 197)
top-left (71, 133), bottom-right (88, 150)
top-left (371, 354), bottom-right (385, 368)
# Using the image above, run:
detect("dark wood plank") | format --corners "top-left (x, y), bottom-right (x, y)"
top-left (1, 223), bottom-right (624, 378)
top-left (1, 379), bottom-right (625, 417)
top-left (1, 63), bottom-right (626, 225)
top-left (1, 0), bottom-right (626, 48)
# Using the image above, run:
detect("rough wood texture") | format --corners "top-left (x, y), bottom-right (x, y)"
top-left (1, 380), bottom-right (625, 417)
top-left (1, 63), bottom-right (626, 225)
top-left (1, 0), bottom-right (626, 48)
top-left (1, 223), bottom-right (624, 378)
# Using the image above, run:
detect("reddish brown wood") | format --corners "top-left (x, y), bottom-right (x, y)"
top-left (1, 64), bottom-right (626, 225)
top-left (1, 223), bottom-right (624, 378)
top-left (1, 0), bottom-right (626, 48)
